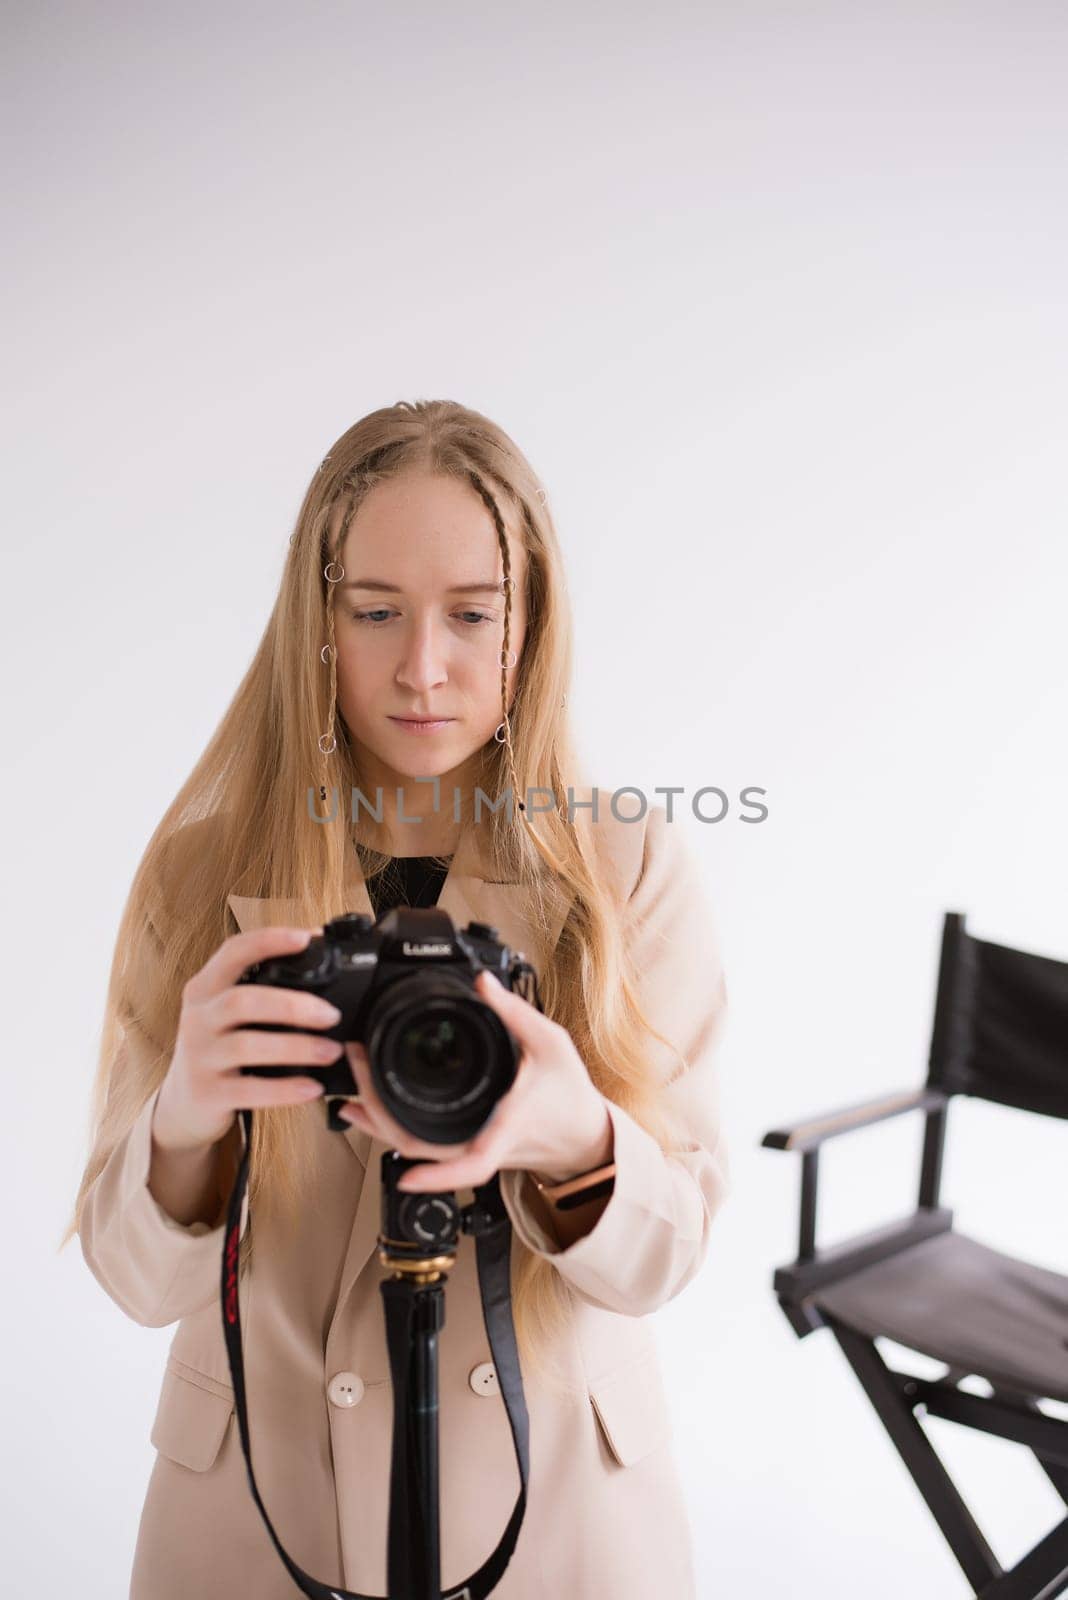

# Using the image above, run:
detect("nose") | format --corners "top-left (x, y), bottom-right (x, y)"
top-left (395, 614), bottom-right (449, 694)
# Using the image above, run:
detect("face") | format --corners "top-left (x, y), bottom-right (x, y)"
top-left (332, 470), bottom-right (528, 805)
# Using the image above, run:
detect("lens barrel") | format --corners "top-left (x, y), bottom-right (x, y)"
top-left (366, 970), bottom-right (519, 1144)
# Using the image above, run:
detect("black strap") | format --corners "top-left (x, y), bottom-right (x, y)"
top-left (220, 1108), bottom-right (530, 1599)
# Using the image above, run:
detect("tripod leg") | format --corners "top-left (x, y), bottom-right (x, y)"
top-left (412, 1298), bottom-right (442, 1597)
top-left (382, 1275), bottom-right (446, 1600)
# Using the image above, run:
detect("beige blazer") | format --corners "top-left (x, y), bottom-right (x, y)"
top-left (77, 798), bottom-right (729, 1599)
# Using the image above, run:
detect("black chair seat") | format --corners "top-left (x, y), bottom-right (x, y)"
top-left (812, 1229), bottom-right (1068, 1403)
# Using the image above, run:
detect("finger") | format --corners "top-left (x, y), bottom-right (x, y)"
top-left (336, 1099), bottom-right (368, 1122)
top-left (398, 1149), bottom-right (501, 1191)
top-left (474, 969), bottom-right (553, 1043)
top-left (334, 1091), bottom-right (396, 1144)
top-left (214, 985), bottom-right (343, 1033)
top-left (404, 1124), bottom-right (507, 1188)
top-left (222, 1030), bottom-right (345, 1069)
top-left (392, 1092), bottom-right (512, 1190)
top-left (188, 926), bottom-right (318, 1003)
top-left (336, 1096), bottom-right (449, 1149)
top-left (338, 1050), bottom-right (418, 1148)
top-left (336, 1101), bottom-right (371, 1131)
top-left (227, 1075), bottom-right (326, 1110)
top-left (342, 1044), bottom-right (471, 1158)
top-left (335, 1099), bottom-right (435, 1161)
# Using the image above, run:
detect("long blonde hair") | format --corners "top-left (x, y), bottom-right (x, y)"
top-left (60, 400), bottom-right (690, 1383)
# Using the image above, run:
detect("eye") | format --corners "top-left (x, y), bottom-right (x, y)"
top-left (350, 608), bottom-right (394, 625)
top-left (348, 608), bottom-right (496, 628)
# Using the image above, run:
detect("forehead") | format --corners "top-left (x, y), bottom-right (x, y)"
top-left (336, 471), bottom-right (525, 585)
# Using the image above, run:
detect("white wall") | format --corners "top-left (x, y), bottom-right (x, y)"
top-left (6, 2), bottom-right (1067, 1593)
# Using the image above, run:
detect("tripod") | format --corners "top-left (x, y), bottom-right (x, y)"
top-left (377, 1159), bottom-right (459, 1600)
top-left (220, 1122), bottom-right (531, 1600)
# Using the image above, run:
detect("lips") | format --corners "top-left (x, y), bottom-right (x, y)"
top-left (387, 715), bottom-right (456, 733)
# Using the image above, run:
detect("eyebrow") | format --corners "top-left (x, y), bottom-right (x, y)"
top-left (342, 579), bottom-right (503, 595)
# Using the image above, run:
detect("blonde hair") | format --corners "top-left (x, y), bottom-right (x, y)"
top-left (60, 399), bottom-right (690, 1386)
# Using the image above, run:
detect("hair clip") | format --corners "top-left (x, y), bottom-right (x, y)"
top-left (324, 561), bottom-right (345, 583)
top-left (320, 644), bottom-right (334, 663)
top-left (318, 733), bottom-right (337, 755)
top-left (494, 722), bottom-right (508, 743)
top-left (500, 576), bottom-right (516, 594)
top-left (319, 454), bottom-right (332, 472)
top-left (498, 648), bottom-right (517, 668)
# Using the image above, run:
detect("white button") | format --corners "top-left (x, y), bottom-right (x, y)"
top-left (469, 1361), bottom-right (499, 1397)
top-left (327, 1371), bottom-right (365, 1408)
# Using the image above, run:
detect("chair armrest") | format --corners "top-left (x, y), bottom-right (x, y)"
top-left (761, 1087), bottom-right (948, 1154)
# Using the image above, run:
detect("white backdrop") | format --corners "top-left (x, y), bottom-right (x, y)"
top-left (6, 2), bottom-right (1068, 1594)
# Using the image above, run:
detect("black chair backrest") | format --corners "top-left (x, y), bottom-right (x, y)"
top-left (927, 912), bottom-right (1068, 1120)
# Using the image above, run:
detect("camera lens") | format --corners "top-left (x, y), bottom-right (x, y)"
top-left (396, 1011), bottom-right (481, 1100)
top-left (367, 973), bottom-right (518, 1144)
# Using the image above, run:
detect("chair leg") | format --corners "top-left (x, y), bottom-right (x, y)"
top-left (827, 1318), bottom-right (1002, 1592)
top-left (989, 1388), bottom-right (1068, 1509)
top-left (1042, 1467), bottom-right (1068, 1510)
top-left (976, 1517), bottom-right (1068, 1600)
top-left (1036, 1458), bottom-right (1068, 1508)
top-left (906, 1382), bottom-right (1068, 1472)
top-left (827, 1321), bottom-right (1068, 1599)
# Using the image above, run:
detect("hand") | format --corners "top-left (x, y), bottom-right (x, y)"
top-left (152, 925), bottom-right (344, 1154)
top-left (337, 969), bottom-right (613, 1193)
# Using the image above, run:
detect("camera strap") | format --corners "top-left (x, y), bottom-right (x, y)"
top-left (219, 1107), bottom-right (531, 1600)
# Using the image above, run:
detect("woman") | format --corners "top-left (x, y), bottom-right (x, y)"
top-left (62, 400), bottom-right (730, 1599)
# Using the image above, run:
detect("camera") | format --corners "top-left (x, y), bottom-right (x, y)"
top-left (237, 906), bottom-right (541, 1144)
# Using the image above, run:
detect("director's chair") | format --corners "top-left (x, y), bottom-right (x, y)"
top-left (762, 912), bottom-right (1068, 1599)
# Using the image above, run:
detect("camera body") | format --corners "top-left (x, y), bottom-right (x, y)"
top-left (237, 906), bottom-right (540, 1144)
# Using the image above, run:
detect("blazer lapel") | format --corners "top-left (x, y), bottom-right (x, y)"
top-left (225, 823), bottom-right (573, 1311)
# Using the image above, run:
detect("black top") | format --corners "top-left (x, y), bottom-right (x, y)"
top-left (360, 852), bottom-right (453, 920)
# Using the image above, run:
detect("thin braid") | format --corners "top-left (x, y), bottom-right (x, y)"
top-left (465, 470), bottom-right (528, 819)
top-left (317, 486), bottom-right (362, 810)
